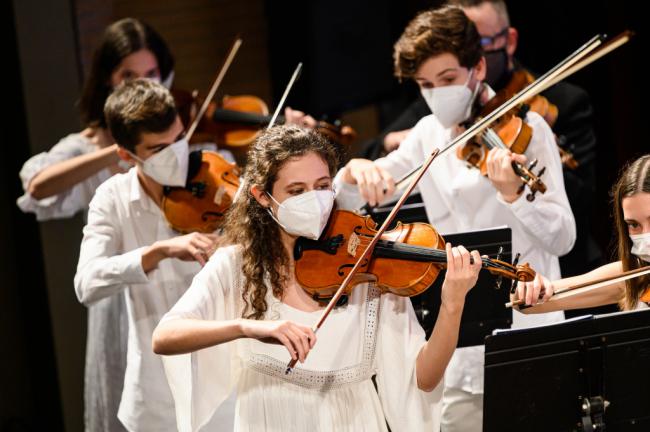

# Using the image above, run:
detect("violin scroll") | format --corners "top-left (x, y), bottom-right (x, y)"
top-left (513, 158), bottom-right (547, 201)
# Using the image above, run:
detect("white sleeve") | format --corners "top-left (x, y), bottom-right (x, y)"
top-left (375, 293), bottom-right (443, 431)
top-left (16, 134), bottom-right (105, 220)
top-left (333, 119), bottom-right (426, 210)
top-left (73, 184), bottom-right (148, 305)
top-left (496, 112), bottom-right (576, 256)
top-left (160, 246), bottom-right (241, 432)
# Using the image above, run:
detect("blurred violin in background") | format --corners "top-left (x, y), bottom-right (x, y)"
top-left (172, 88), bottom-right (356, 153)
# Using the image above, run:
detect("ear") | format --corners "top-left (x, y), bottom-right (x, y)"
top-left (506, 27), bottom-right (518, 59)
top-left (250, 184), bottom-right (271, 208)
top-left (474, 56), bottom-right (487, 83)
top-left (116, 146), bottom-right (135, 162)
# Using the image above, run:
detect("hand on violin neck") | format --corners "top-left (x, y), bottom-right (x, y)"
top-left (341, 159), bottom-right (396, 207)
top-left (440, 243), bottom-right (482, 314)
top-left (284, 106), bottom-right (317, 129)
top-left (486, 148), bottom-right (528, 203)
top-left (515, 273), bottom-right (554, 306)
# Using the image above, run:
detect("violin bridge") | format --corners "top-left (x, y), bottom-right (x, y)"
top-left (347, 232), bottom-right (360, 257)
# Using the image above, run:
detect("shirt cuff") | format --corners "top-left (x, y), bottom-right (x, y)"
top-left (112, 246), bottom-right (149, 285)
top-left (496, 190), bottom-right (527, 210)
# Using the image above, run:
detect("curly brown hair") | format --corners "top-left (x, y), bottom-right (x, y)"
top-left (394, 6), bottom-right (482, 81)
top-left (611, 154), bottom-right (650, 310)
top-left (223, 125), bottom-right (339, 319)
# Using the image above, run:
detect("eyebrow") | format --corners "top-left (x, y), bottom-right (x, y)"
top-left (436, 67), bottom-right (458, 78)
top-left (414, 67), bottom-right (458, 82)
top-left (144, 132), bottom-right (184, 150)
top-left (284, 176), bottom-right (332, 188)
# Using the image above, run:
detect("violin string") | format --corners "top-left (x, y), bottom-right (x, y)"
top-left (353, 237), bottom-right (514, 274)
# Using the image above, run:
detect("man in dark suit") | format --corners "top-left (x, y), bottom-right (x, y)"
top-left (361, 0), bottom-right (603, 279)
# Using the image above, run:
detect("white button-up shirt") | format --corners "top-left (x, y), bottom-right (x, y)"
top-left (74, 168), bottom-right (201, 431)
top-left (335, 110), bottom-right (575, 394)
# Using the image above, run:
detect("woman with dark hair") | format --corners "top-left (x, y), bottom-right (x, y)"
top-left (152, 125), bottom-right (482, 431)
top-left (16, 18), bottom-right (175, 432)
top-left (18, 17), bottom-right (174, 220)
top-left (515, 154), bottom-right (650, 311)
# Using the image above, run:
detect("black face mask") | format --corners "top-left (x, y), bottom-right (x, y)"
top-left (484, 48), bottom-right (510, 89)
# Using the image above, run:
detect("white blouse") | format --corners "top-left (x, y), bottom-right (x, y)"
top-left (161, 245), bottom-right (443, 432)
top-left (17, 133), bottom-right (112, 220)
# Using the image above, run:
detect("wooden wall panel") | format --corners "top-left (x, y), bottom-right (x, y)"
top-left (113, 0), bottom-right (272, 102)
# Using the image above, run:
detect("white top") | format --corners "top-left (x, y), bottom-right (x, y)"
top-left (334, 111), bottom-right (576, 394)
top-left (74, 168), bottom-right (202, 431)
top-left (160, 245), bottom-right (443, 432)
top-left (17, 133), bottom-right (113, 220)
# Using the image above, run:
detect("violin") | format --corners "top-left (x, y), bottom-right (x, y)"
top-left (172, 88), bottom-right (356, 152)
top-left (456, 87), bottom-right (548, 201)
top-left (161, 149), bottom-right (240, 233)
top-left (488, 69), bottom-right (578, 169)
top-left (294, 209), bottom-right (536, 302)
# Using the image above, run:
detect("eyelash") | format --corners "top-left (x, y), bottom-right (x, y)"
top-left (288, 184), bottom-right (331, 195)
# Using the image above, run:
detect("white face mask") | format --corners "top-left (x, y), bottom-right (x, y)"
top-left (630, 232), bottom-right (650, 262)
top-left (130, 138), bottom-right (189, 186)
top-left (267, 189), bottom-right (335, 239)
top-left (161, 70), bottom-right (175, 90)
top-left (420, 68), bottom-right (479, 129)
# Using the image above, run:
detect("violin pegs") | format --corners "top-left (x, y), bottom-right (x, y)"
top-left (537, 166), bottom-right (546, 178)
top-left (495, 245), bottom-right (504, 262)
top-left (528, 158), bottom-right (538, 171)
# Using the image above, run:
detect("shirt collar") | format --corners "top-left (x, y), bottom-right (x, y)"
top-left (128, 167), bottom-right (157, 213)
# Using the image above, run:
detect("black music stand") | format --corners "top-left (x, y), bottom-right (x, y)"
top-left (366, 191), bottom-right (429, 225)
top-left (483, 309), bottom-right (650, 432)
top-left (411, 226), bottom-right (513, 347)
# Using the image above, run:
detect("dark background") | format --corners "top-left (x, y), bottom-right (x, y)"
top-left (3, 0), bottom-right (646, 430)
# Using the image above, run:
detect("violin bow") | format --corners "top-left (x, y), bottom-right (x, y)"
top-left (288, 32), bottom-right (630, 373)
top-left (185, 36), bottom-right (243, 142)
top-left (364, 32), bottom-right (632, 208)
top-left (268, 62), bottom-right (303, 129)
top-left (505, 265), bottom-right (650, 309)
